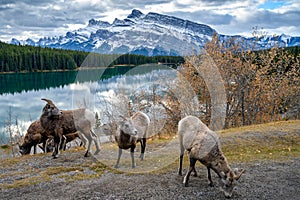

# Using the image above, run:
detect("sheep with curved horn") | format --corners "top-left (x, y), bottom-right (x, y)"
top-left (40, 98), bottom-right (100, 158)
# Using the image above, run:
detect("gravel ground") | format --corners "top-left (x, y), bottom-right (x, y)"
top-left (0, 150), bottom-right (299, 200)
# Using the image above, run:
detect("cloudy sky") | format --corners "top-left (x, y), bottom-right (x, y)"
top-left (0, 0), bottom-right (299, 42)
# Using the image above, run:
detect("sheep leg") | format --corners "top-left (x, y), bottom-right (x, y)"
top-left (40, 141), bottom-right (45, 153)
top-left (45, 139), bottom-right (50, 153)
top-left (130, 145), bottom-right (136, 168)
top-left (33, 144), bottom-right (37, 154)
top-left (52, 135), bottom-right (61, 159)
top-left (41, 141), bottom-right (47, 153)
top-left (60, 135), bottom-right (67, 151)
top-left (207, 167), bottom-right (214, 187)
top-left (183, 158), bottom-right (196, 187)
top-left (84, 136), bottom-right (92, 157)
top-left (178, 154), bottom-right (184, 176)
top-left (63, 135), bottom-right (67, 150)
top-left (78, 134), bottom-right (87, 148)
top-left (139, 138), bottom-right (146, 160)
top-left (193, 167), bottom-right (198, 177)
top-left (178, 140), bottom-right (185, 176)
top-left (81, 128), bottom-right (96, 157)
top-left (91, 130), bottom-right (100, 155)
top-left (115, 148), bottom-right (122, 168)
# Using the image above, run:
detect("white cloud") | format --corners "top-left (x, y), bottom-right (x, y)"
top-left (0, 0), bottom-right (299, 41)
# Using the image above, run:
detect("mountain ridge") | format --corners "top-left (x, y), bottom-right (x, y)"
top-left (10, 9), bottom-right (300, 56)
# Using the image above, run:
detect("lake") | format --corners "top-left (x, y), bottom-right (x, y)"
top-left (0, 64), bottom-right (178, 144)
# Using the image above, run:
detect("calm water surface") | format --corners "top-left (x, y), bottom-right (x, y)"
top-left (0, 64), bottom-right (176, 143)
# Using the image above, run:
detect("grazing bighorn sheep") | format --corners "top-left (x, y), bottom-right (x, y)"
top-left (40, 98), bottom-right (100, 158)
top-left (178, 116), bottom-right (244, 198)
top-left (114, 112), bottom-right (150, 168)
top-left (19, 120), bottom-right (49, 155)
top-left (19, 120), bottom-right (84, 155)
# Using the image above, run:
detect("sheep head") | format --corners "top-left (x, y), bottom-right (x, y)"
top-left (219, 168), bottom-right (245, 198)
top-left (41, 98), bottom-right (62, 118)
top-left (119, 118), bottom-right (138, 136)
top-left (19, 134), bottom-right (32, 155)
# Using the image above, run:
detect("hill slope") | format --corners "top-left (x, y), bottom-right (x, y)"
top-left (1, 120), bottom-right (299, 199)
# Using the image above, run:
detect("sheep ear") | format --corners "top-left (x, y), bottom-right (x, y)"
top-left (41, 98), bottom-right (55, 105)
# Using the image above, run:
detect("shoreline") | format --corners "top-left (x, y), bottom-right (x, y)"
top-left (0, 65), bottom-right (137, 75)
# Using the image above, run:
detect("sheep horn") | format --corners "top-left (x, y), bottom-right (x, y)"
top-left (234, 169), bottom-right (245, 180)
top-left (41, 98), bottom-right (55, 105)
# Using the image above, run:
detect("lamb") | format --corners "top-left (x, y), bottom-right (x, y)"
top-left (178, 115), bottom-right (244, 198)
top-left (39, 132), bottom-right (84, 153)
top-left (114, 111), bottom-right (150, 168)
top-left (61, 131), bottom-right (84, 150)
top-left (40, 98), bottom-right (100, 158)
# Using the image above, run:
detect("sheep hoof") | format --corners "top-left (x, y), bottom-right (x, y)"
top-left (94, 150), bottom-right (100, 155)
top-left (84, 151), bottom-right (90, 157)
top-left (184, 182), bottom-right (189, 187)
top-left (52, 155), bottom-right (58, 159)
top-left (139, 153), bottom-right (144, 160)
top-left (209, 182), bottom-right (214, 187)
top-left (114, 165), bottom-right (119, 169)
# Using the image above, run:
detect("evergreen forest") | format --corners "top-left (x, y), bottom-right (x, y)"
top-left (0, 42), bottom-right (184, 73)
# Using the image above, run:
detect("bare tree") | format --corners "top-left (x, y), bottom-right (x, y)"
top-left (5, 107), bottom-right (23, 157)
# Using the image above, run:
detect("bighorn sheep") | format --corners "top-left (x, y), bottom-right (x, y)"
top-left (178, 116), bottom-right (244, 198)
top-left (19, 120), bottom-right (84, 155)
top-left (114, 112), bottom-right (150, 168)
top-left (40, 98), bottom-right (100, 158)
top-left (19, 120), bottom-right (49, 155)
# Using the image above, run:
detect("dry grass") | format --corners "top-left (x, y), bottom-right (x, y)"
top-left (219, 120), bottom-right (300, 135)
top-left (0, 150), bottom-right (108, 189)
top-left (219, 120), bottom-right (300, 163)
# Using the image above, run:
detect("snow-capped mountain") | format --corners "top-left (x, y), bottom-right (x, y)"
top-left (10, 9), bottom-right (300, 56)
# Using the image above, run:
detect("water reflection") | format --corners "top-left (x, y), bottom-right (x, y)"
top-left (0, 65), bottom-right (176, 144)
